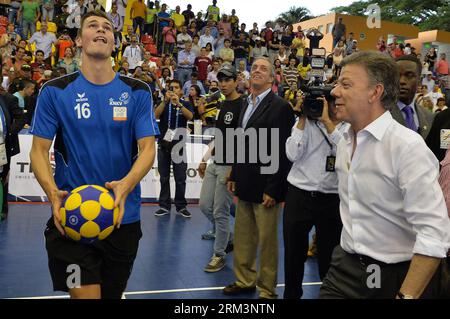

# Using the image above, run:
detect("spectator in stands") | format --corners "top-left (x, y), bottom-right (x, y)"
top-left (54, 4), bottom-right (70, 32)
top-left (237, 59), bottom-right (249, 80)
top-left (281, 25), bottom-right (294, 50)
top-left (130, 0), bottom-right (146, 35)
top-left (66, 0), bottom-right (86, 39)
top-left (18, 0), bottom-right (40, 39)
top-left (205, 42), bottom-right (214, 60)
top-left (218, 14), bottom-right (231, 39)
top-left (12, 77), bottom-right (35, 110)
top-left (284, 57), bottom-right (300, 91)
top-left (157, 3), bottom-right (171, 47)
top-left (188, 20), bottom-right (198, 38)
top-left (177, 41), bottom-right (196, 85)
top-left (268, 31), bottom-right (281, 63)
top-left (433, 97), bottom-right (448, 113)
top-left (291, 30), bottom-right (305, 63)
top-left (206, 0), bottom-right (220, 22)
top-left (250, 37), bottom-right (268, 64)
top-left (187, 84), bottom-right (202, 119)
top-left (191, 34), bottom-right (201, 56)
top-left (182, 4), bottom-right (195, 27)
top-left (199, 26), bottom-right (215, 50)
top-left (436, 53), bottom-right (450, 88)
top-left (8, 0), bottom-right (21, 26)
top-left (86, 0), bottom-right (103, 12)
top-left (30, 49), bottom-right (51, 80)
top-left (425, 47), bottom-right (438, 73)
top-left (426, 84), bottom-right (444, 106)
top-left (122, 34), bottom-right (143, 72)
top-left (194, 47), bottom-right (212, 83)
top-left (206, 59), bottom-right (220, 87)
top-left (171, 5), bottom-right (185, 31)
top-left (182, 71), bottom-right (205, 96)
top-left (28, 22), bottom-right (58, 65)
top-left (214, 28), bottom-right (226, 56)
top-left (276, 45), bottom-right (289, 66)
top-left (219, 38), bottom-right (233, 64)
top-left (232, 32), bottom-right (249, 71)
top-left (161, 19), bottom-right (176, 55)
top-left (145, 1), bottom-right (158, 36)
top-left (177, 25), bottom-right (192, 51)
top-left (115, 0), bottom-right (128, 25)
top-left (108, 3), bottom-right (123, 55)
top-left (229, 9), bottom-right (239, 33)
top-left (195, 11), bottom-right (205, 32)
top-left (57, 46), bottom-right (78, 73)
top-left (422, 72), bottom-right (435, 93)
top-left (331, 17), bottom-right (346, 48)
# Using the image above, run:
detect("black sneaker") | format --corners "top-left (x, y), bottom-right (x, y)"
top-left (177, 208), bottom-right (191, 218)
top-left (154, 208), bottom-right (169, 217)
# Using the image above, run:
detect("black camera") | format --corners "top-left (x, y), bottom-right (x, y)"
top-left (302, 82), bottom-right (334, 119)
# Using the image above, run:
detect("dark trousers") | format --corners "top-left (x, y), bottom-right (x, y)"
top-left (157, 143), bottom-right (187, 211)
top-left (133, 17), bottom-right (145, 35)
top-left (283, 184), bottom-right (342, 299)
top-left (320, 245), bottom-right (450, 299)
top-left (0, 162), bottom-right (10, 217)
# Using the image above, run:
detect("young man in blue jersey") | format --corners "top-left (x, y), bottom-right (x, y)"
top-left (29, 10), bottom-right (159, 299)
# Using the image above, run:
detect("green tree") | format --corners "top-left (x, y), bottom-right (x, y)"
top-left (278, 6), bottom-right (313, 25)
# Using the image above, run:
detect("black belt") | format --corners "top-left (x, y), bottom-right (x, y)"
top-left (298, 188), bottom-right (337, 198)
top-left (350, 253), bottom-right (410, 268)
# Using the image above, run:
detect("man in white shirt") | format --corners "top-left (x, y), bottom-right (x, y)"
top-left (320, 51), bottom-right (450, 299)
top-left (283, 94), bottom-right (348, 299)
top-left (28, 22), bottom-right (57, 65)
top-left (422, 72), bottom-right (435, 93)
top-left (176, 25), bottom-right (192, 51)
top-left (122, 34), bottom-right (143, 71)
top-left (199, 27), bottom-right (215, 50)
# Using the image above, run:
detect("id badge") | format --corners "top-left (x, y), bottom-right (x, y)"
top-left (163, 129), bottom-right (175, 142)
top-left (0, 143), bottom-right (7, 166)
top-left (440, 129), bottom-right (450, 149)
top-left (326, 155), bottom-right (336, 172)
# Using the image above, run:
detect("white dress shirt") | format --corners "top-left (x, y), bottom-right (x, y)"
top-left (122, 45), bottom-right (142, 70)
top-left (242, 88), bottom-right (271, 129)
top-left (337, 111), bottom-right (450, 263)
top-left (286, 118), bottom-right (349, 193)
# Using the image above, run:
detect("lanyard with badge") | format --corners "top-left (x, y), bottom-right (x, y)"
top-left (163, 102), bottom-right (180, 142)
top-left (315, 121), bottom-right (335, 172)
top-left (0, 107), bottom-right (7, 169)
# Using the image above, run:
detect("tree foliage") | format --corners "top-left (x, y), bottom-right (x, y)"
top-left (278, 6), bottom-right (313, 25)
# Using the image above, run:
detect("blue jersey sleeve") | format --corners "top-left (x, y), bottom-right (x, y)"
top-left (30, 85), bottom-right (59, 140)
top-left (134, 86), bottom-right (160, 140)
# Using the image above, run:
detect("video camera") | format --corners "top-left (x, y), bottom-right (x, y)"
top-left (301, 34), bottom-right (335, 119)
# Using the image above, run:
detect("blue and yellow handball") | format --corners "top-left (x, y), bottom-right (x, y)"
top-left (59, 185), bottom-right (119, 244)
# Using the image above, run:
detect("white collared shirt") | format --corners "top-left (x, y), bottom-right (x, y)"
top-left (242, 88), bottom-right (271, 128)
top-left (286, 118), bottom-right (349, 193)
top-left (337, 111), bottom-right (450, 263)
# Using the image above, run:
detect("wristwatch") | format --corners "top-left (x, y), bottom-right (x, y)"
top-left (397, 291), bottom-right (414, 299)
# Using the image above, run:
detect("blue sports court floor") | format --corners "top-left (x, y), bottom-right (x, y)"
top-left (0, 203), bottom-right (321, 299)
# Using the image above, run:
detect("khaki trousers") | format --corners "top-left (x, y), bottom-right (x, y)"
top-left (233, 198), bottom-right (281, 299)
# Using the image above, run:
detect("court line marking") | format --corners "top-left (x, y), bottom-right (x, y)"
top-left (9, 282), bottom-right (322, 299)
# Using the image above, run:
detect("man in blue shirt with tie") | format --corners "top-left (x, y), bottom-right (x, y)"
top-left (391, 55), bottom-right (434, 139)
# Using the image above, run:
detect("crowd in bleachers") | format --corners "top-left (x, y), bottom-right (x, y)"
top-left (0, 0), bottom-right (447, 129)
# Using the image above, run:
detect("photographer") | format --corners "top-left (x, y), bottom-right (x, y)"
top-left (283, 95), bottom-right (348, 299)
top-left (154, 79), bottom-right (194, 218)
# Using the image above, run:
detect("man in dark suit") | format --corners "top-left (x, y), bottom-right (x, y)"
top-left (392, 55), bottom-right (434, 139)
top-left (0, 58), bottom-right (26, 219)
top-left (223, 57), bottom-right (295, 299)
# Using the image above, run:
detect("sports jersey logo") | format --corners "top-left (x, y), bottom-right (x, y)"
top-left (119, 92), bottom-right (130, 105)
top-left (109, 92), bottom-right (130, 106)
top-left (224, 112), bottom-right (234, 125)
top-left (76, 93), bottom-right (88, 103)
